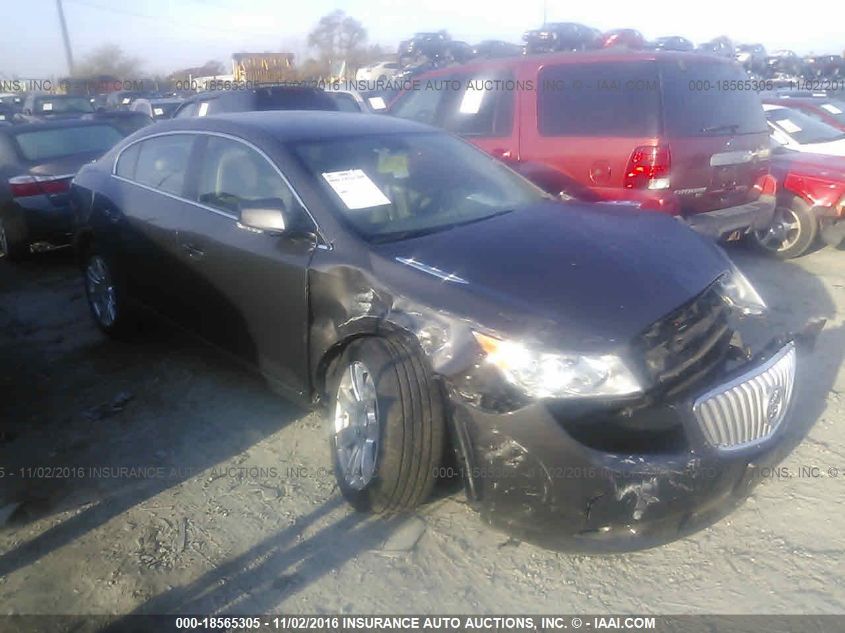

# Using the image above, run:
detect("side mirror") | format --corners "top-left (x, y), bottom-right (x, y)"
top-left (238, 200), bottom-right (289, 235)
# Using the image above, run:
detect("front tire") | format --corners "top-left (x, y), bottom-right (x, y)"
top-left (328, 336), bottom-right (445, 514)
top-left (83, 252), bottom-right (134, 337)
top-left (753, 196), bottom-right (817, 259)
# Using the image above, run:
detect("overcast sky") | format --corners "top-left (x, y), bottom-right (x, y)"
top-left (1, 0), bottom-right (843, 78)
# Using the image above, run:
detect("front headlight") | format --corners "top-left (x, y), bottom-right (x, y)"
top-left (472, 332), bottom-right (642, 400)
top-left (717, 264), bottom-right (767, 316)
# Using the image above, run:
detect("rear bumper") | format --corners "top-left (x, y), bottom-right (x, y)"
top-left (685, 195), bottom-right (776, 238)
top-left (12, 198), bottom-right (74, 244)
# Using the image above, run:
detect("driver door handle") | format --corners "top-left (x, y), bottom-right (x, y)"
top-left (180, 242), bottom-right (205, 259)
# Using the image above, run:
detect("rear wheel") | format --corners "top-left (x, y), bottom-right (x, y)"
top-left (328, 336), bottom-right (445, 513)
top-left (83, 252), bottom-right (135, 337)
top-left (0, 216), bottom-right (29, 262)
top-left (753, 196), bottom-right (817, 259)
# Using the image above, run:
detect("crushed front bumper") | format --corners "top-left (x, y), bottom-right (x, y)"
top-left (685, 196), bottom-right (776, 239)
top-left (446, 338), bottom-right (805, 552)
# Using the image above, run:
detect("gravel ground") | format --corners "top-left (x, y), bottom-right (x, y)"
top-left (0, 243), bottom-right (843, 616)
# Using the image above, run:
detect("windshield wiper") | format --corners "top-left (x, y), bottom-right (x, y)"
top-left (701, 123), bottom-right (740, 134)
top-left (371, 208), bottom-right (516, 243)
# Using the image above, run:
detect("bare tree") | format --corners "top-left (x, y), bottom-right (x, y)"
top-left (306, 10), bottom-right (368, 76)
top-left (73, 44), bottom-right (143, 79)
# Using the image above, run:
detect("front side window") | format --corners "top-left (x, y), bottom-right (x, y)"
top-left (196, 136), bottom-right (296, 215)
top-left (133, 134), bottom-right (195, 196)
top-left (391, 81), bottom-right (449, 126)
top-left (291, 132), bottom-right (547, 242)
top-left (438, 72), bottom-right (515, 137)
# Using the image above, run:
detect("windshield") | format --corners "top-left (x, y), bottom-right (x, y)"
top-left (766, 106), bottom-right (845, 144)
top-left (33, 96), bottom-right (94, 114)
top-left (151, 101), bottom-right (182, 118)
top-left (291, 132), bottom-right (547, 241)
top-left (13, 124), bottom-right (123, 161)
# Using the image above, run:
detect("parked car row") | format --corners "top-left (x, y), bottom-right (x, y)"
top-left (379, 25), bottom-right (845, 89)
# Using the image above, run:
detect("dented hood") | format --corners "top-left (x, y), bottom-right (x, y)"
top-left (375, 201), bottom-right (732, 350)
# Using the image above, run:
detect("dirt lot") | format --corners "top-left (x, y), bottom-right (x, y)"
top-left (1, 243), bottom-right (844, 616)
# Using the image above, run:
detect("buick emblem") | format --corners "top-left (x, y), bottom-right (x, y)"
top-left (766, 386), bottom-right (784, 422)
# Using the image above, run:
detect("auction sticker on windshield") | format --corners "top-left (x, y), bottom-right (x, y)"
top-left (322, 169), bottom-right (391, 209)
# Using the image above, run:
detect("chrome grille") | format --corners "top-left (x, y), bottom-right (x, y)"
top-left (637, 285), bottom-right (732, 390)
top-left (693, 342), bottom-right (796, 450)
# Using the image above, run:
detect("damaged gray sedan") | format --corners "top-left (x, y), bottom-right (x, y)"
top-left (71, 112), bottom-right (804, 550)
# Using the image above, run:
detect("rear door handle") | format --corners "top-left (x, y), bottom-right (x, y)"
top-left (491, 148), bottom-right (513, 160)
top-left (180, 242), bottom-right (205, 259)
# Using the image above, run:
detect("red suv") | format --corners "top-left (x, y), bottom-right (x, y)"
top-left (390, 51), bottom-right (777, 238)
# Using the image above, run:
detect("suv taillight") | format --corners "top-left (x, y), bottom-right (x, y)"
top-left (9, 175), bottom-right (71, 198)
top-left (624, 145), bottom-right (671, 190)
top-left (754, 173), bottom-right (777, 197)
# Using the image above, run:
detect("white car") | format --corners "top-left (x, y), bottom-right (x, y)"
top-left (764, 103), bottom-right (845, 156)
top-left (355, 61), bottom-right (401, 82)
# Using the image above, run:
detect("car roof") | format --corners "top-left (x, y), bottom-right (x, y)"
top-left (404, 49), bottom-right (735, 78)
top-left (138, 110), bottom-right (436, 142)
top-left (0, 118), bottom-right (123, 134)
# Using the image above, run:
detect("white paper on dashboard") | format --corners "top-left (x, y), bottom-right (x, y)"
top-left (459, 85), bottom-right (485, 114)
top-left (776, 118), bottom-right (802, 134)
top-left (821, 103), bottom-right (843, 114)
top-left (368, 96), bottom-right (386, 110)
top-left (322, 169), bottom-right (391, 209)
top-left (198, 102), bottom-right (209, 117)
top-left (153, 107), bottom-right (164, 116)
top-left (122, 97), bottom-right (131, 104)
top-left (41, 103), bottom-right (53, 111)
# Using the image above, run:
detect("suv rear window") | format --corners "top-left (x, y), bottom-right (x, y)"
top-left (538, 61), bottom-right (661, 137)
top-left (255, 88), bottom-right (339, 111)
top-left (659, 60), bottom-right (768, 136)
top-left (13, 125), bottom-right (123, 161)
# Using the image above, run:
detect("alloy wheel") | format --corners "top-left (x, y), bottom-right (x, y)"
top-left (85, 255), bottom-right (118, 328)
top-left (755, 206), bottom-right (801, 253)
top-left (334, 361), bottom-right (380, 490)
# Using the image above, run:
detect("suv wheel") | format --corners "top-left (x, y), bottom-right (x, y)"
top-left (754, 196), bottom-right (817, 259)
top-left (328, 336), bottom-right (444, 513)
top-left (0, 217), bottom-right (29, 262)
top-left (84, 252), bottom-right (134, 336)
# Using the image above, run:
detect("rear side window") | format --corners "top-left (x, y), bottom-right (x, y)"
top-left (133, 134), bottom-right (195, 196)
top-left (391, 83), bottom-right (445, 125)
top-left (538, 62), bottom-right (660, 137)
top-left (116, 143), bottom-right (140, 179)
top-left (659, 60), bottom-right (768, 136)
top-left (13, 125), bottom-right (123, 161)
